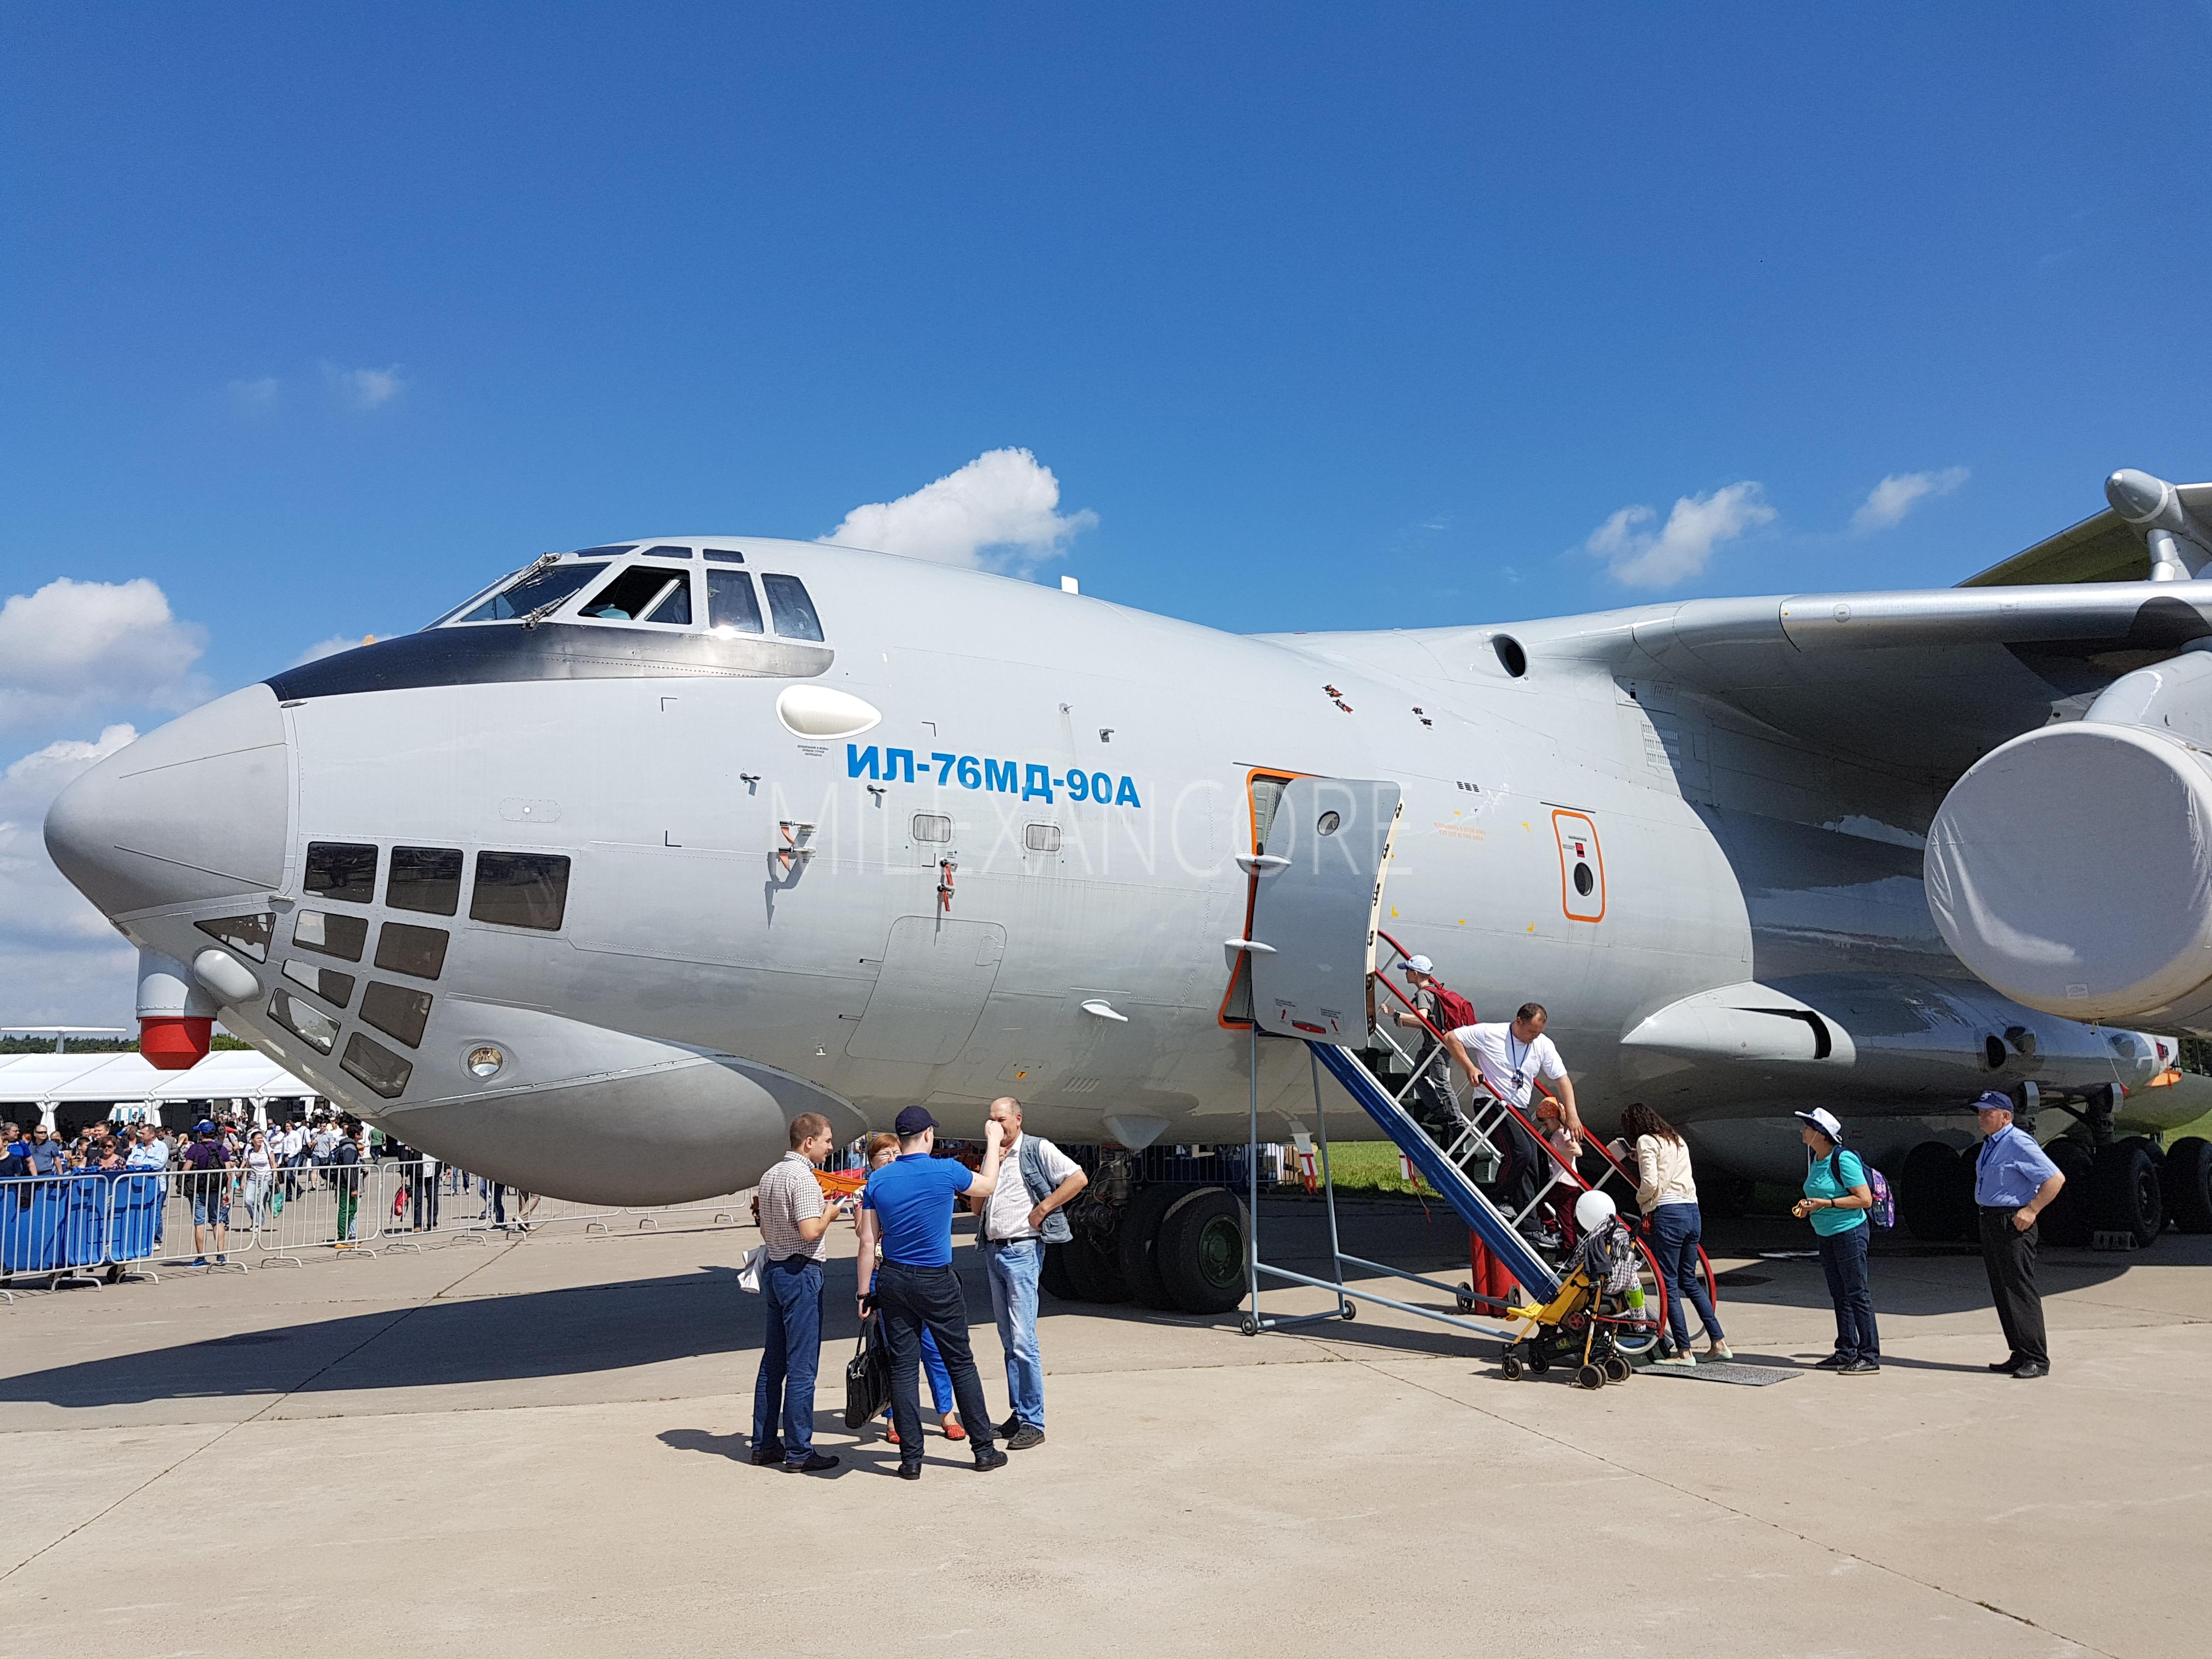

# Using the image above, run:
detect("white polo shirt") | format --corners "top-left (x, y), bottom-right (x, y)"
top-left (980, 1133), bottom-right (1080, 1243)
top-left (1449, 1022), bottom-right (1566, 1109)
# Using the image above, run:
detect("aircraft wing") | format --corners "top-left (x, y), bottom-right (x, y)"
top-left (1594, 580), bottom-right (2212, 782)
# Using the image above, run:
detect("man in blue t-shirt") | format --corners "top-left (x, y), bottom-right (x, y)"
top-left (858, 1105), bottom-right (1008, 1478)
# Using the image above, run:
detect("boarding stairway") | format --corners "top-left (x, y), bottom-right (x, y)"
top-left (1229, 775), bottom-right (1695, 1346)
top-left (1311, 1041), bottom-right (1559, 1297)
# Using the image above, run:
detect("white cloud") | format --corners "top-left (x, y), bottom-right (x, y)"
top-left (229, 375), bottom-right (279, 413)
top-left (819, 448), bottom-right (1097, 572)
top-left (0, 578), bottom-right (207, 730)
top-left (325, 362), bottom-right (405, 410)
top-left (291, 633), bottom-right (375, 667)
top-left (1586, 482), bottom-right (1775, 588)
top-left (1852, 466), bottom-right (1969, 532)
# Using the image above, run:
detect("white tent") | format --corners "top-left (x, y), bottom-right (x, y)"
top-left (149, 1052), bottom-right (323, 1125)
top-left (0, 1053), bottom-right (160, 1129)
top-left (0, 1050), bottom-right (321, 1128)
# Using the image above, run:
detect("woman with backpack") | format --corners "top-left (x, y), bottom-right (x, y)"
top-left (1611, 1103), bottom-right (1729, 1367)
top-left (1791, 1107), bottom-right (1881, 1374)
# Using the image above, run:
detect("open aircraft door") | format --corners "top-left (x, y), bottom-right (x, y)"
top-left (1231, 777), bottom-right (1403, 1043)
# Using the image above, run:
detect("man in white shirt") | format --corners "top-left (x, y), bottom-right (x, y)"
top-left (973, 1096), bottom-right (1086, 1449)
top-left (1442, 1003), bottom-right (1583, 1239)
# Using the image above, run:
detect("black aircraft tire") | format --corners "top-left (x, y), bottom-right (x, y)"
top-left (1040, 1240), bottom-right (1077, 1300)
top-left (1115, 1183), bottom-right (1188, 1310)
top-left (2040, 1139), bottom-right (2096, 1248)
top-left (1063, 1235), bottom-right (1130, 1303)
top-left (1900, 1142), bottom-right (1968, 1242)
top-left (1157, 1187), bottom-right (1250, 1316)
top-left (2091, 1139), bottom-right (2165, 1249)
top-left (2161, 1137), bottom-right (2212, 1233)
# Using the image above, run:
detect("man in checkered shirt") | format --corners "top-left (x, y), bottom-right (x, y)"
top-left (752, 1112), bottom-right (851, 1473)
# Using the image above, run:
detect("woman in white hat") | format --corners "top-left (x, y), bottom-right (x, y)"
top-left (1791, 1108), bottom-right (1880, 1374)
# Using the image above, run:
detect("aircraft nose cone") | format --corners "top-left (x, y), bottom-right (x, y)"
top-left (44, 685), bottom-right (291, 918)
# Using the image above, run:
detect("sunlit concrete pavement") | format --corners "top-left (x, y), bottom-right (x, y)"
top-left (2, 1198), bottom-right (2205, 1658)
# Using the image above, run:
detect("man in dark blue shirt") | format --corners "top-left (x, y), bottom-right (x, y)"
top-left (857, 1105), bottom-right (1008, 1479)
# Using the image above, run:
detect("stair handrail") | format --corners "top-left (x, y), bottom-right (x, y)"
top-left (1370, 927), bottom-right (1714, 1328)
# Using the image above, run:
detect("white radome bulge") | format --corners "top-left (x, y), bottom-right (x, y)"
top-left (775, 685), bottom-right (883, 740)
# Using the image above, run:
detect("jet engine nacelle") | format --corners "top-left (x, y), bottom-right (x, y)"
top-left (1926, 713), bottom-right (2212, 1034)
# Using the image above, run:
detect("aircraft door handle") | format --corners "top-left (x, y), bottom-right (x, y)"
top-left (1236, 854), bottom-right (1290, 875)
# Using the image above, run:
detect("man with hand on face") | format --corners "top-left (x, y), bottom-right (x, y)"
top-left (857, 1105), bottom-right (1008, 1479)
top-left (971, 1097), bottom-right (1086, 1450)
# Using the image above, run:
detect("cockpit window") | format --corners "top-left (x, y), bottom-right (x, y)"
top-left (761, 574), bottom-right (825, 642)
top-left (572, 544), bottom-right (639, 557)
top-left (642, 574), bottom-right (692, 625)
top-left (461, 561), bottom-right (608, 623)
top-left (706, 569), bottom-right (764, 634)
top-left (643, 544), bottom-right (694, 558)
top-left (703, 549), bottom-right (745, 563)
top-left (578, 566), bottom-right (691, 624)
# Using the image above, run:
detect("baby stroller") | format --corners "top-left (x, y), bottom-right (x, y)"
top-left (1498, 1191), bottom-right (1663, 1389)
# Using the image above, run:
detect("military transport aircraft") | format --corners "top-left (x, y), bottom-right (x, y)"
top-left (42, 470), bottom-right (2212, 1305)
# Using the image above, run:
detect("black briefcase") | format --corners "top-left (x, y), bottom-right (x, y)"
top-left (843, 1311), bottom-right (890, 1430)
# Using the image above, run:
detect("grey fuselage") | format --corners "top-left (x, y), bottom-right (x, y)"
top-left (46, 538), bottom-right (2196, 1203)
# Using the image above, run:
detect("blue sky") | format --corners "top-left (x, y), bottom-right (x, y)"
top-left (4, 3), bottom-right (2210, 1023)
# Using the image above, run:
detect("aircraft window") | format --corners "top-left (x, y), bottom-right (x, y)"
top-left (375, 921), bottom-right (449, 980)
top-left (281, 958), bottom-right (355, 1007)
top-left (269, 988), bottom-right (339, 1056)
top-left (912, 814), bottom-right (952, 843)
top-left (387, 846), bottom-right (463, 916)
top-left (703, 549), bottom-right (745, 563)
top-left (341, 1030), bottom-right (413, 1099)
top-left (642, 573), bottom-right (693, 625)
top-left (762, 574), bottom-right (825, 641)
top-left (292, 909), bottom-right (369, 962)
top-left (644, 545), bottom-right (694, 558)
top-left (462, 561), bottom-right (608, 623)
top-left (572, 544), bottom-right (639, 558)
top-left (707, 569), bottom-right (764, 634)
top-left (304, 842), bottom-right (377, 904)
top-left (196, 913), bottom-right (272, 962)
top-left (1024, 824), bottom-right (1061, 853)
top-left (578, 566), bottom-right (686, 623)
top-left (471, 851), bottom-right (571, 930)
top-left (361, 981), bottom-right (433, 1049)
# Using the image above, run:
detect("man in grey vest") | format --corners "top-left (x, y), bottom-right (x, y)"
top-left (974, 1097), bottom-right (1087, 1448)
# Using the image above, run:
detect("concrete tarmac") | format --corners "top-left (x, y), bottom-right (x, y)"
top-left (2, 1197), bottom-right (2206, 1658)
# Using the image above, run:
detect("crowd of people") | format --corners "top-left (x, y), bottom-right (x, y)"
top-left (750, 1094), bottom-right (1086, 1479)
top-left (1, 1112), bottom-right (539, 1268)
top-left (1402, 956), bottom-right (2069, 1380)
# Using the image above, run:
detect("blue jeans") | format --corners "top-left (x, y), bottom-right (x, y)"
top-left (985, 1238), bottom-right (1045, 1428)
top-left (1647, 1203), bottom-right (1723, 1348)
top-left (753, 1257), bottom-right (825, 1460)
top-left (1818, 1224), bottom-right (1879, 1362)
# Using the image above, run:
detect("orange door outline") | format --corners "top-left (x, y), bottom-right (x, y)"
top-left (1553, 809), bottom-right (1605, 923)
top-left (1218, 767), bottom-right (1311, 1029)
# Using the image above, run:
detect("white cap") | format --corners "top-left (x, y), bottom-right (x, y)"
top-left (1793, 1107), bottom-right (1844, 1143)
top-left (1403, 954), bottom-right (1435, 975)
top-left (1573, 1189), bottom-right (1616, 1233)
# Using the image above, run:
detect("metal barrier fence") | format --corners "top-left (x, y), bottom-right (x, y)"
top-left (3, 1148), bottom-right (1310, 1295)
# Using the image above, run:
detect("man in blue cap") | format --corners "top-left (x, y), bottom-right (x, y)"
top-left (858, 1105), bottom-right (1008, 1478)
top-left (1971, 1091), bottom-right (2066, 1379)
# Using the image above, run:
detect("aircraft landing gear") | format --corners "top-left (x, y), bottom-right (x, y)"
top-left (2162, 1137), bottom-right (2212, 1233)
top-left (1042, 1159), bottom-right (1251, 1318)
top-left (2090, 1137), bottom-right (2165, 1248)
top-left (1897, 1142), bottom-right (1975, 1242)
